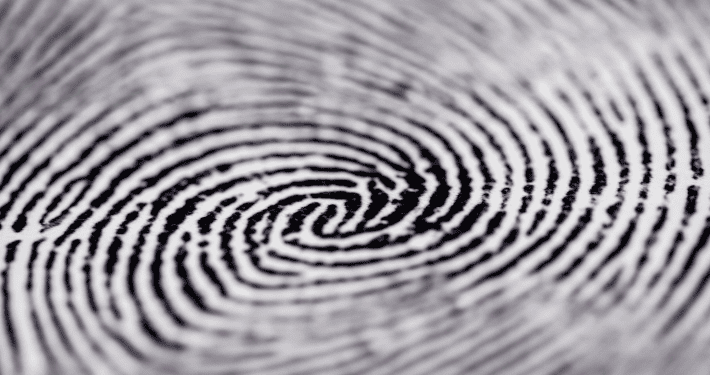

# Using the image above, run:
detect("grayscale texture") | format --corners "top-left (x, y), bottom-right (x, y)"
top-left (0, 0), bottom-right (710, 374)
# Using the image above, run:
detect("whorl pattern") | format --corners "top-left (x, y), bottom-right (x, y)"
top-left (1, 0), bottom-right (710, 374)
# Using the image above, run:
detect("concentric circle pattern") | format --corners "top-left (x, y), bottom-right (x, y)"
top-left (2, 0), bottom-right (710, 374)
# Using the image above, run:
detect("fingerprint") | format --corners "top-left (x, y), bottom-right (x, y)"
top-left (1, 0), bottom-right (710, 374)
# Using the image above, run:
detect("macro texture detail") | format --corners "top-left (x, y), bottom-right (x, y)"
top-left (1, 0), bottom-right (710, 374)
